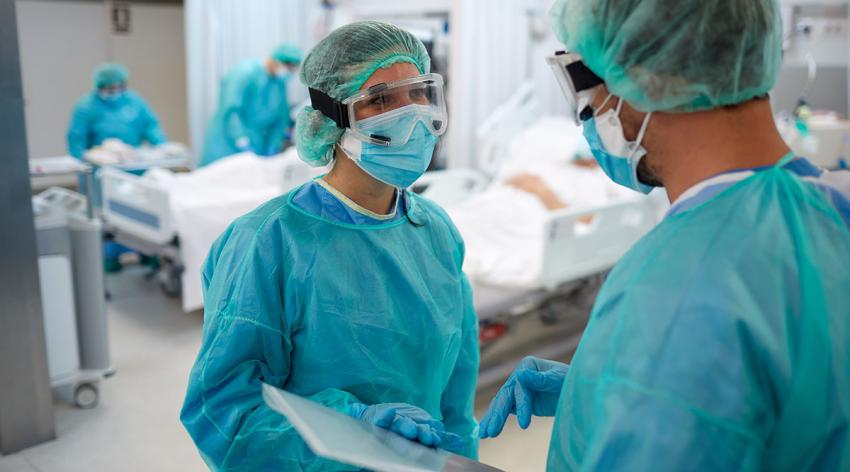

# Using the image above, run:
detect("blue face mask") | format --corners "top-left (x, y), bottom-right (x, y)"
top-left (582, 96), bottom-right (655, 194)
top-left (339, 118), bottom-right (437, 189)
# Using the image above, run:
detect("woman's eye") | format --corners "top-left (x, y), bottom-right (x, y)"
top-left (368, 96), bottom-right (386, 107)
top-left (409, 89), bottom-right (427, 102)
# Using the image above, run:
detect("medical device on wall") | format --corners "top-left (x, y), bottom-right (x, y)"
top-left (776, 1), bottom-right (850, 168)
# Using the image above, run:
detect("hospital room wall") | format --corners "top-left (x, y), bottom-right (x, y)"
top-left (15, 0), bottom-right (188, 160)
top-left (447, 0), bottom-right (568, 170)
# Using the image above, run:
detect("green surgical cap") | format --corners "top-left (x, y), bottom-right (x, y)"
top-left (272, 43), bottom-right (303, 65)
top-left (550, 0), bottom-right (783, 112)
top-left (295, 21), bottom-right (431, 167)
top-left (93, 63), bottom-right (129, 89)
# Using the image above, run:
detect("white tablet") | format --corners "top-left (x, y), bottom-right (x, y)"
top-left (262, 384), bottom-right (504, 472)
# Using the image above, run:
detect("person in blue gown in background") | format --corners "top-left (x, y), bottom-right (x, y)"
top-left (199, 43), bottom-right (303, 167)
top-left (67, 63), bottom-right (167, 273)
top-left (67, 63), bottom-right (166, 160)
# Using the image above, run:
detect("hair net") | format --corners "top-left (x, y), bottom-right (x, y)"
top-left (93, 63), bottom-right (129, 89)
top-left (271, 43), bottom-right (303, 65)
top-left (549, 0), bottom-right (783, 113)
top-left (295, 21), bottom-right (431, 167)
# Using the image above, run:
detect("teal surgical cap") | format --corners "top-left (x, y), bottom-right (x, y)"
top-left (549, 0), bottom-right (784, 113)
top-left (294, 21), bottom-right (431, 167)
top-left (93, 63), bottom-right (129, 89)
top-left (272, 43), bottom-right (303, 65)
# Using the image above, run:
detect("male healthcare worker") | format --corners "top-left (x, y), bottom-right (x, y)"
top-left (479, 0), bottom-right (850, 470)
top-left (199, 43), bottom-right (303, 167)
top-left (67, 63), bottom-right (166, 159)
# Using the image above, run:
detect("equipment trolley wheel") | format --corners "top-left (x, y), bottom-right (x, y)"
top-left (74, 383), bottom-right (99, 409)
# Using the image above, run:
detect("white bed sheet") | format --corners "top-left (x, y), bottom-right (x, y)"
top-left (448, 116), bottom-right (638, 289)
top-left (144, 148), bottom-right (324, 312)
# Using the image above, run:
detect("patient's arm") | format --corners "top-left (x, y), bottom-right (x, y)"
top-left (506, 173), bottom-right (569, 211)
top-left (506, 173), bottom-right (595, 224)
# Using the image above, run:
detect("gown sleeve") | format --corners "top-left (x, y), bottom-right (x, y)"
top-left (136, 96), bottom-right (167, 145)
top-left (67, 99), bottom-right (92, 159)
top-left (261, 85), bottom-right (293, 156)
top-left (550, 292), bottom-right (768, 470)
top-left (180, 220), bottom-right (364, 471)
top-left (220, 68), bottom-right (256, 153)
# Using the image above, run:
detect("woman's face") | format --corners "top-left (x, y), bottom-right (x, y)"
top-left (353, 62), bottom-right (427, 120)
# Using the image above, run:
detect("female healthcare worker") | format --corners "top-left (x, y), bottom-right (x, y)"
top-left (181, 22), bottom-right (479, 471)
top-left (479, 0), bottom-right (850, 470)
top-left (199, 43), bottom-right (303, 167)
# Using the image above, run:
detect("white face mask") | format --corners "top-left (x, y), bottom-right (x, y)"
top-left (276, 65), bottom-right (294, 80)
top-left (581, 94), bottom-right (655, 194)
top-left (98, 90), bottom-right (126, 102)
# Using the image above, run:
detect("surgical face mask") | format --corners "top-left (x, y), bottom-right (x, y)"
top-left (276, 65), bottom-right (295, 80)
top-left (98, 90), bottom-right (126, 103)
top-left (582, 95), bottom-right (655, 194)
top-left (339, 117), bottom-right (438, 189)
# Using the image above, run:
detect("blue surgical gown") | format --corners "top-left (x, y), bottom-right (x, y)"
top-left (181, 180), bottom-right (480, 470)
top-left (200, 60), bottom-right (292, 167)
top-left (66, 90), bottom-right (166, 159)
top-left (548, 158), bottom-right (850, 470)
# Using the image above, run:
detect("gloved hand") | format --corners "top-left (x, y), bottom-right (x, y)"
top-left (235, 136), bottom-right (252, 151)
top-left (479, 356), bottom-right (569, 439)
top-left (349, 402), bottom-right (461, 448)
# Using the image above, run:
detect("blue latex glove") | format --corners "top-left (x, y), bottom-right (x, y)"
top-left (479, 356), bottom-right (569, 438)
top-left (350, 402), bottom-right (462, 448)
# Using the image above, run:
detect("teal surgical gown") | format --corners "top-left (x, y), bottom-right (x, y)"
top-left (548, 159), bottom-right (850, 470)
top-left (67, 90), bottom-right (166, 159)
top-left (181, 180), bottom-right (480, 470)
top-left (200, 60), bottom-right (292, 167)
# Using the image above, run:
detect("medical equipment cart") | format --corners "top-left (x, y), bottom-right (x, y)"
top-left (32, 187), bottom-right (112, 409)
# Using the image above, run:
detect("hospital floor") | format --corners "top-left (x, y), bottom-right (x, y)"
top-left (0, 267), bottom-right (556, 472)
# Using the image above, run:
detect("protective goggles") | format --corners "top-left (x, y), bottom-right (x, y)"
top-left (546, 51), bottom-right (604, 124)
top-left (309, 73), bottom-right (447, 147)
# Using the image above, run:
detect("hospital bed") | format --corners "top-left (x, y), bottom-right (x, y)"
top-left (100, 150), bottom-right (324, 306)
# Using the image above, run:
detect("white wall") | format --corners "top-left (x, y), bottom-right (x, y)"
top-left (15, 0), bottom-right (188, 159)
top-left (16, 1), bottom-right (107, 159)
top-left (111, 4), bottom-right (188, 148)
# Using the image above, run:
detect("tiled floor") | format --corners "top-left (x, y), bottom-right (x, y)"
top-left (0, 268), bottom-right (556, 472)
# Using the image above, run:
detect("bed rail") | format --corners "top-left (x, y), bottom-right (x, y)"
top-left (540, 193), bottom-right (664, 289)
top-left (474, 81), bottom-right (540, 177)
top-left (101, 168), bottom-right (175, 246)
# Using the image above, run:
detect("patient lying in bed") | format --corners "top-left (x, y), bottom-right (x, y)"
top-left (504, 157), bottom-right (604, 212)
top-left (445, 118), bottom-right (638, 289)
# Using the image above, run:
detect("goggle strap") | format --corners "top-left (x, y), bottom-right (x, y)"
top-left (309, 87), bottom-right (350, 129)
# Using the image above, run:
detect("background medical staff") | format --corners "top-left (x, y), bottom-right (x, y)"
top-left (67, 63), bottom-right (166, 159)
top-left (479, 0), bottom-right (850, 470)
top-left (199, 43), bottom-right (302, 167)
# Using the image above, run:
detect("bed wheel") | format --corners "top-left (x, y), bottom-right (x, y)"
top-left (540, 304), bottom-right (561, 325)
top-left (159, 270), bottom-right (182, 298)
